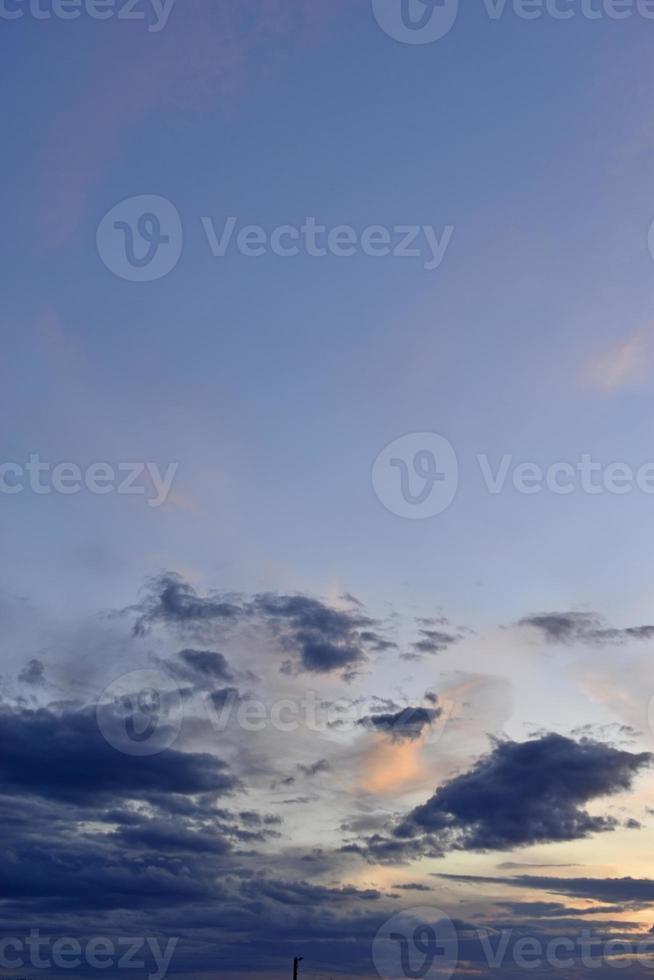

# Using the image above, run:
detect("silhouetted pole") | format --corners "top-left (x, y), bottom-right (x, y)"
top-left (293, 956), bottom-right (303, 980)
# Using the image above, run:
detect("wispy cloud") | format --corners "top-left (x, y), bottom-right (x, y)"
top-left (38, 0), bottom-right (347, 247)
top-left (582, 328), bottom-right (654, 392)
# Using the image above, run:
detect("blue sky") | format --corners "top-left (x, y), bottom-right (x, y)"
top-left (4, 0), bottom-right (654, 622)
top-left (4, 2), bottom-right (654, 978)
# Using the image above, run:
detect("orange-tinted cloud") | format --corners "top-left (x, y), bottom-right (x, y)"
top-left (582, 328), bottom-right (654, 392)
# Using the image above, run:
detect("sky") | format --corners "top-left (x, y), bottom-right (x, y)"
top-left (3, 1), bottom-right (654, 978)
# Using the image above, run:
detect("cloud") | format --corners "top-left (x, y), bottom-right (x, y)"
top-left (208, 686), bottom-right (242, 711)
top-left (496, 861), bottom-right (577, 870)
top-left (516, 612), bottom-right (654, 646)
top-left (175, 648), bottom-right (235, 684)
top-left (491, 900), bottom-right (630, 918)
top-left (133, 574), bottom-right (243, 635)
top-left (357, 706), bottom-right (442, 741)
top-left (133, 573), bottom-right (393, 678)
top-left (17, 658), bottom-right (46, 686)
top-left (0, 704), bottom-right (238, 805)
top-left (252, 593), bottom-right (384, 676)
top-left (297, 759), bottom-right (331, 778)
top-left (0, 697), bottom-right (400, 978)
top-left (438, 872), bottom-right (654, 906)
top-left (411, 629), bottom-right (461, 655)
top-left (358, 734), bottom-right (650, 861)
top-left (582, 328), bottom-right (654, 391)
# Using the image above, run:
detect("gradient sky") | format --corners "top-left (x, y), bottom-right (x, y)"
top-left (4, 2), bottom-right (654, 979)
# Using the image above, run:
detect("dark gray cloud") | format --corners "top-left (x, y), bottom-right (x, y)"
top-left (252, 593), bottom-right (385, 675)
top-left (297, 759), bottom-right (331, 778)
top-left (0, 705), bottom-right (238, 805)
top-left (355, 735), bottom-right (650, 861)
top-left (134, 574), bottom-right (243, 635)
top-left (412, 629), bottom-right (461, 655)
top-left (437, 872), bottom-right (654, 906)
top-left (395, 882), bottom-right (432, 891)
top-left (17, 658), bottom-right (46, 686)
top-left (176, 648), bottom-right (234, 682)
top-left (496, 861), bottom-right (577, 869)
top-left (396, 734), bottom-right (650, 850)
top-left (11, 576), bottom-right (654, 980)
top-left (240, 878), bottom-right (382, 906)
top-left (492, 900), bottom-right (633, 918)
top-left (209, 686), bottom-right (241, 710)
top-left (357, 705), bottom-right (442, 741)
top-left (0, 698), bottom-right (398, 978)
top-left (517, 612), bottom-right (654, 646)
top-left (132, 574), bottom-right (393, 677)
